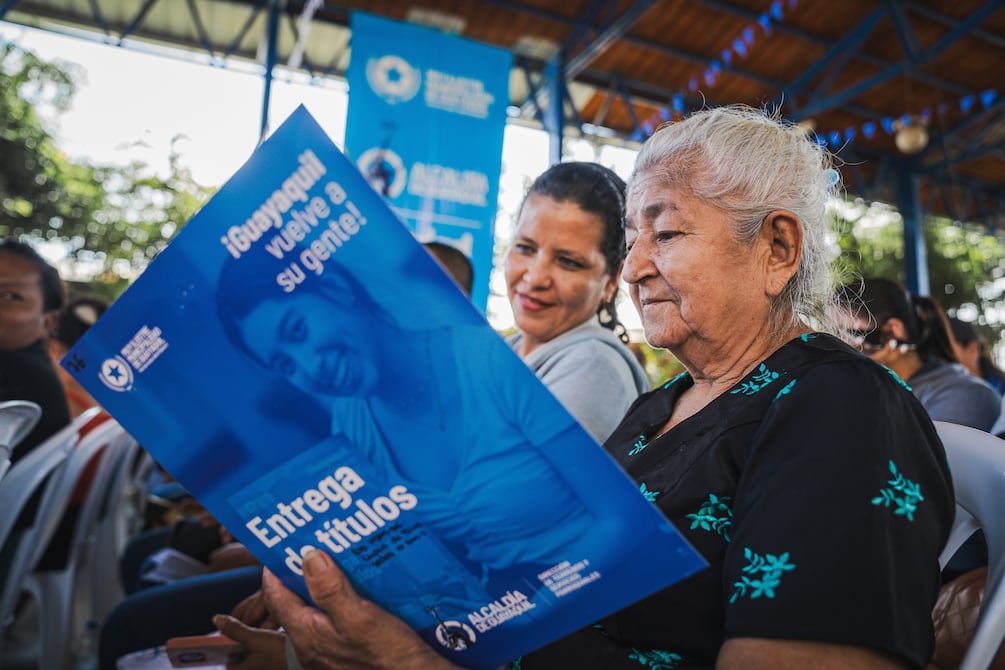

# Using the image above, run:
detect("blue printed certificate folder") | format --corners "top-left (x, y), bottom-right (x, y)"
top-left (65, 106), bottom-right (706, 668)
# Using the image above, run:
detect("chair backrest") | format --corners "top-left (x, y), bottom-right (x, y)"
top-left (34, 417), bottom-right (131, 569)
top-left (0, 400), bottom-right (42, 452)
top-left (0, 408), bottom-right (100, 624)
top-left (933, 420), bottom-right (1005, 670)
top-left (87, 427), bottom-right (145, 622)
top-left (0, 400), bottom-right (43, 481)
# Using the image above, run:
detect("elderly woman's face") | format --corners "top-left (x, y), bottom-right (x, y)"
top-left (623, 173), bottom-right (773, 354)
top-left (241, 292), bottom-right (379, 399)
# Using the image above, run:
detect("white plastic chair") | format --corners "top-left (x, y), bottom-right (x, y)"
top-left (0, 407), bottom-right (99, 661)
top-left (0, 400), bottom-right (42, 482)
top-left (89, 432), bottom-right (146, 623)
top-left (19, 416), bottom-right (135, 670)
top-left (934, 420), bottom-right (1005, 670)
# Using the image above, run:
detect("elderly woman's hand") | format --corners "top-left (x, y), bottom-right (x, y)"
top-left (263, 549), bottom-right (464, 670)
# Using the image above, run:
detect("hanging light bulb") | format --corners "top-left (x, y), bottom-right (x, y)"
top-left (893, 115), bottom-right (929, 154)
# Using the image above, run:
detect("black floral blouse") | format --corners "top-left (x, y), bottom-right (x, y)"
top-left (515, 333), bottom-right (954, 669)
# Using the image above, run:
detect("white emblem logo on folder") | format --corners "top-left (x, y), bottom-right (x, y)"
top-left (99, 356), bottom-right (134, 392)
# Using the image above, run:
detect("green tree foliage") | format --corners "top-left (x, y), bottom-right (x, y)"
top-left (0, 41), bottom-right (100, 241)
top-left (831, 198), bottom-right (1005, 350)
top-left (633, 341), bottom-right (686, 388)
top-left (1, 41), bottom-right (213, 294)
top-left (926, 217), bottom-right (1005, 353)
top-left (74, 142), bottom-right (214, 291)
top-left (832, 199), bottom-right (906, 284)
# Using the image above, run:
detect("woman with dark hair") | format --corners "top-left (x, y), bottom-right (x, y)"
top-left (948, 315), bottom-right (1005, 395)
top-left (506, 162), bottom-right (649, 442)
top-left (0, 237), bottom-right (70, 458)
top-left (836, 277), bottom-right (1001, 431)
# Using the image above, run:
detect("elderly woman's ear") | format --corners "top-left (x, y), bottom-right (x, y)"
top-left (760, 210), bottom-right (803, 298)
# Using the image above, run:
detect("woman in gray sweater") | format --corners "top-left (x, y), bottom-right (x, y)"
top-left (836, 277), bottom-right (1000, 432)
top-left (504, 162), bottom-right (650, 442)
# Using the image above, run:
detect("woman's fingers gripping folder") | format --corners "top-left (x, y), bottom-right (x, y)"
top-left (262, 550), bottom-right (463, 670)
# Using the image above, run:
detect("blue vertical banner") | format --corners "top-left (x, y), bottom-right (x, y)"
top-left (345, 12), bottom-right (511, 311)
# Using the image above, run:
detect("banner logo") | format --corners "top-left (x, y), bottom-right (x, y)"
top-left (366, 55), bottom-right (421, 104)
top-left (99, 355), bottom-right (134, 392)
top-left (434, 620), bottom-right (476, 650)
top-left (356, 147), bottom-right (407, 198)
top-left (347, 12), bottom-right (512, 309)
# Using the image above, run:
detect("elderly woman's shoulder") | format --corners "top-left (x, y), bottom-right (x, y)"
top-left (769, 334), bottom-right (927, 422)
top-left (789, 331), bottom-right (914, 381)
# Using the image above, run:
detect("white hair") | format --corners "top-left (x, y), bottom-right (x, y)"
top-left (629, 105), bottom-right (841, 334)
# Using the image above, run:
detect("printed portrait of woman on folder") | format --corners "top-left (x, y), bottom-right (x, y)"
top-left (214, 249), bottom-right (645, 629)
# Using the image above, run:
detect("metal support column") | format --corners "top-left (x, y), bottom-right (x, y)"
top-left (895, 160), bottom-right (930, 296)
top-left (544, 53), bottom-right (564, 165)
top-left (260, 0), bottom-right (282, 141)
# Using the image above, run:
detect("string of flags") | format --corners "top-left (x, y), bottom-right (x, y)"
top-left (813, 88), bottom-right (1000, 150)
top-left (626, 0), bottom-right (999, 155)
top-left (631, 0), bottom-right (799, 141)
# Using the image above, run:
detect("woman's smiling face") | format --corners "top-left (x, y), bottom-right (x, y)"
top-left (504, 194), bottom-right (617, 356)
top-left (241, 291), bottom-right (379, 398)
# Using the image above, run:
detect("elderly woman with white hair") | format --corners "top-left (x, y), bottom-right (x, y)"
top-left (218, 107), bottom-right (954, 670)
